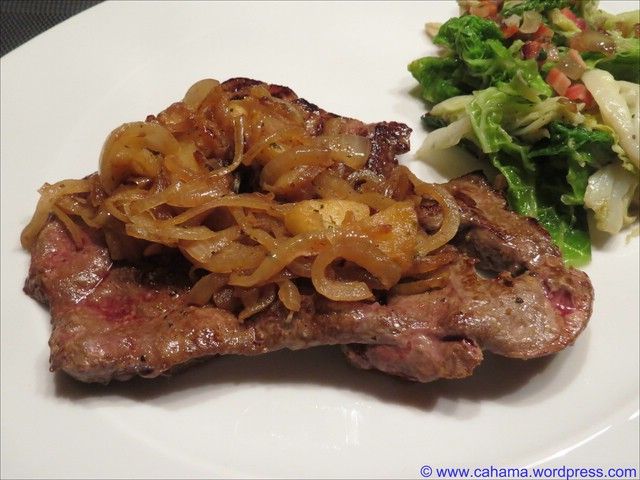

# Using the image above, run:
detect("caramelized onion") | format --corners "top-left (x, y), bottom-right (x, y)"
top-left (179, 226), bottom-right (241, 267)
top-left (405, 168), bottom-right (460, 254)
top-left (277, 279), bottom-right (302, 311)
top-left (102, 190), bottom-right (146, 223)
top-left (241, 128), bottom-right (297, 165)
top-left (204, 243), bottom-right (266, 274)
top-left (311, 231), bottom-right (402, 302)
top-left (54, 191), bottom-right (103, 229)
top-left (311, 251), bottom-right (374, 301)
top-left (51, 205), bottom-right (84, 248)
top-left (409, 247), bottom-right (458, 274)
top-left (157, 193), bottom-right (277, 227)
top-left (314, 172), bottom-right (395, 211)
top-left (237, 285), bottom-right (276, 321)
top-left (288, 258), bottom-right (312, 278)
top-left (390, 277), bottom-right (446, 296)
top-left (261, 148), bottom-right (333, 191)
top-left (126, 223), bottom-right (220, 245)
top-left (187, 273), bottom-right (228, 306)
top-left (183, 79), bottom-right (220, 110)
top-left (21, 179), bottom-right (93, 249)
top-left (129, 175), bottom-right (230, 212)
top-left (22, 78), bottom-right (467, 316)
top-left (346, 169), bottom-right (385, 188)
top-left (318, 134), bottom-right (371, 170)
top-left (209, 115), bottom-right (244, 177)
top-left (99, 122), bottom-right (180, 193)
top-left (231, 208), bottom-right (278, 249)
top-left (229, 232), bottom-right (328, 287)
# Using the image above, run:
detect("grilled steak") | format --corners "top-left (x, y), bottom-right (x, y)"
top-left (25, 172), bottom-right (592, 383)
top-left (23, 78), bottom-right (593, 384)
top-left (343, 174), bottom-right (592, 379)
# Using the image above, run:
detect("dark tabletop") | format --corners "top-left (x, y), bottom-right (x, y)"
top-left (1, 0), bottom-right (103, 57)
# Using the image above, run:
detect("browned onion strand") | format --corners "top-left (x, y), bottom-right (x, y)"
top-left (51, 205), bottom-right (85, 248)
top-left (209, 115), bottom-right (245, 177)
top-left (277, 279), bottom-right (302, 312)
top-left (179, 226), bottom-right (242, 268)
top-left (229, 232), bottom-right (329, 287)
top-left (21, 179), bottom-right (93, 249)
top-left (21, 78), bottom-right (462, 317)
top-left (230, 208), bottom-right (278, 250)
top-left (237, 285), bottom-right (276, 322)
top-left (391, 276), bottom-right (447, 296)
top-left (311, 231), bottom-right (402, 302)
top-left (242, 127), bottom-right (303, 165)
top-left (56, 194), bottom-right (105, 228)
top-left (187, 273), bottom-right (228, 306)
top-left (183, 79), bottom-right (220, 110)
top-left (405, 168), bottom-right (460, 256)
top-left (408, 247), bottom-right (458, 275)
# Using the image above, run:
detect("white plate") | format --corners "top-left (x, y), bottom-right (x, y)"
top-left (1, 1), bottom-right (638, 478)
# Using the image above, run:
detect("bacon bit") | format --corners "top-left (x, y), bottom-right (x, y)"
top-left (532, 24), bottom-right (554, 42)
top-left (560, 8), bottom-right (587, 31)
top-left (560, 8), bottom-right (577, 22)
top-left (522, 41), bottom-right (542, 60)
top-left (546, 67), bottom-right (571, 96)
top-left (501, 24), bottom-right (519, 39)
top-left (469, 0), bottom-right (499, 19)
top-left (565, 83), bottom-right (595, 109)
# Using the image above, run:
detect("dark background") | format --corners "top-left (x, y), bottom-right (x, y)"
top-left (1, 0), bottom-right (103, 57)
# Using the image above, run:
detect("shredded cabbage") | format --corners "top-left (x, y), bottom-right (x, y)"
top-left (409, 0), bottom-right (640, 263)
top-left (582, 69), bottom-right (640, 169)
top-left (416, 116), bottom-right (472, 158)
top-left (584, 164), bottom-right (639, 233)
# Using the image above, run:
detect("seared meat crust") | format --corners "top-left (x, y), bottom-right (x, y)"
top-left (26, 173), bottom-right (592, 383)
top-left (23, 79), bottom-right (593, 384)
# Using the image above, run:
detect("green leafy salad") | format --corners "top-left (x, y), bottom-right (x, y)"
top-left (409, 0), bottom-right (639, 265)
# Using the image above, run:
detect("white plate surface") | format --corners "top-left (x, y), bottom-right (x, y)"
top-left (1, 1), bottom-right (638, 478)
